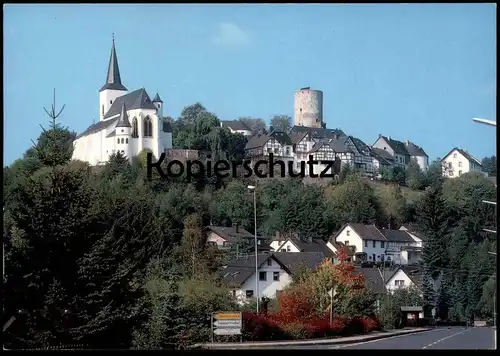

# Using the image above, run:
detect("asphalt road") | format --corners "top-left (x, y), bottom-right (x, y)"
top-left (281, 327), bottom-right (496, 350)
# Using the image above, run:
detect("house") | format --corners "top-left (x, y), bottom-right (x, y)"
top-left (329, 223), bottom-right (422, 265)
top-left (441, 147), bottom-right (485, 178)
top-left (382, 265), bottom-right (423, 294)
top-left (370, 148), bottom-right (394, 176)
top-left (222, 251), bottom-right (326, 304)
top-left (220, 120), bottom-right (253, 137)
top-left (245, 130), bottom-right (294, 170)
top-left (372, 135), bottom-right (410, 169)
top-left (404, 140), bottom-right (429, 171)
top-left (289, 125), bottom-right (346, 141)
top-left (206, 224), bottom-right (270, 252)
top-left (270, 232), bottom-right (336, 259)
top-left (327, 136), bottom-right (355, 168)
top-left (345, 136), bottom-right (376, 175)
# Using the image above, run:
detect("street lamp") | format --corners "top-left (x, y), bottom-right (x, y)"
top-left (472, 118), bottom-right (496, 127)
top-left (247, 185), bottom-right (259, 314)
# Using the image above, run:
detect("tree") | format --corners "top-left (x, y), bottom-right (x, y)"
top-left (406, 160), bottom-right (426, 190)
top-left (376, 184), bottom-right (406, 229)
top-left (238, 117), bottom-right (267, 135)
top-left (481, 155), bottom-right (496, 176)
top-left (175, 214), bottom-right (207, 278)
top-left (270, 115), bottom-right (292, 132)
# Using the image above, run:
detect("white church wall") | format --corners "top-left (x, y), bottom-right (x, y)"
top-left (99, 89), bottom-right (126, 121)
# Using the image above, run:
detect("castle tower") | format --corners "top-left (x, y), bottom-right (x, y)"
top-left (99, 35), bottom-right (128, 121)
top-left (294, 87), bottom-right (323, 128)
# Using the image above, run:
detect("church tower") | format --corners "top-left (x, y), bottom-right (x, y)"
top-left (152, 93), bottom-right (163, 118)
top-left (115, 102), bottom-right (132, 159)
top-left (99, 36), bottom-right (127, 121)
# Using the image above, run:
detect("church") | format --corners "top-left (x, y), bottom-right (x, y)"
top-left (72, 39), bottom-right (173, 166)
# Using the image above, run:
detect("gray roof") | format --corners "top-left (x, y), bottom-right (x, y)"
top-left (207, 225), bottom-right (254, 241)
top-left (76, 117), bottom-right (119, 139)
top-left (291, 132), bottom-right (308, 145)
top-left (354, 267), bottom-right (386, 295)
top-left (103, 88), bottom-right (157, 119)
top-left (328, 136), bottom-right (352, 153)
top-left (378, 135), bottom-right (409, 155)
top-left (100, 40), bottom-right (127, 92)
top-left (152, 93), bottom-right (163, 103)
top-left (115, 102), bottom-right (131, 128)
top-left (307, 141), bottom-right (333, 153)
top-left (405, 141), bottom-right (428, 157)
top-left (334, 223), bottom-right (387, 242)
top-left (245, 131), bottom-right (292, 150)
top-left (348, 136), bottom-right (371, 154)
top-left (370, 147), bottom-right (394, 164)
top-left (273, 252), bottom-right (326, 274)
top-left (221, 120), bottom-right (251, 131)
top-left (442, 147), bottom-right (483, 166)
top-left (379, 229), bottom-right (415, 243)
top-left (278, 237), bottom-right (336, 258)
top-left (290, 125), bottom-right (346, 140)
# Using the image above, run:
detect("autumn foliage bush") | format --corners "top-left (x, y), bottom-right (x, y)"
top-left (241, 248), bottom-right (382, 341)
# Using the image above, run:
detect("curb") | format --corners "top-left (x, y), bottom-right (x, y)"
top-left (194, 328), bottom-right (433, 349)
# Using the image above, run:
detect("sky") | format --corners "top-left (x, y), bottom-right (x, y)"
top-left (3, 4), bottom-right (497, 166)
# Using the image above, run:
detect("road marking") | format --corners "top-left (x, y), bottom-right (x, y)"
top-left (329, 329), bottom-right (447, 349)
top-left (422, 328), bottom-right (471, 349)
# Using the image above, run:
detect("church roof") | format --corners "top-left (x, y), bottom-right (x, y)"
top-left (152, 93), bottom-right (163, 103)
top-left (103, 88), bottom-right (157, 119)
top-left (115, 102), bottom-right (132, 128)
top-left (100, 39), bottom-right (127, 92)
top-left (76, 117), bottom-right (119, 139)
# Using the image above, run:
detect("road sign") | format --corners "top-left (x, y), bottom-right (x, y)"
top-left (214, 320), bottom-right (242, 328)
top-left (213, 328), bottom-right (241, 336)
top-left (431, 308), bottom-right (436, 317)
top-left (212, 312), bottom-right (242, 337)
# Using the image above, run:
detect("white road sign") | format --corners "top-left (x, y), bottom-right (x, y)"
top-left (214, 320), bottom-right (242, 328)
top-left (213, 328), bottom-right (241, 336)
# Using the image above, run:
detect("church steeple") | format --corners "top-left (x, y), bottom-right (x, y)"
top-left (99, 35), bottom-right (128, 92)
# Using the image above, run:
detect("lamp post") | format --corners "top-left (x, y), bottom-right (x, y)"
top-left (472, 118), bottom-right (496, 127)
top-left (247, 185), bottom-right (259, 314)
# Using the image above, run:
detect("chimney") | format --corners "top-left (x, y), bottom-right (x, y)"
top-left (275, 231), bottom-right (281, 240)
top-left (233, 222), bottom-right (239, 233)
top-left (378, 134), bottom-right (382, 138)
top-left (405, 140), bottom-right (409, 146)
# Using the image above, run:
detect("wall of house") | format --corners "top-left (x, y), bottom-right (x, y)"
top-left (386, 269), bottom-right (414, 293)
top-left (234, 258), bottom-right (292, 303)
top-left (442, 150), bottom-right (483, 178)
top-left (206, 231), bottom-right (228, 248)
top-left (334, 226), bottom-right (386, 262)
top-left (275, 240), bottom-right (301, 252)
top-left (372, 137), bottom-right (395, 156)
top-left (412, 155), bottom-right (429, 171)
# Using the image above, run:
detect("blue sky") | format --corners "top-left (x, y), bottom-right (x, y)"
top-left (4, 4), bottom-right (496, 166)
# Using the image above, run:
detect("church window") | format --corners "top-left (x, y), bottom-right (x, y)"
top-left (132, 117), bottom-right (139, 138)
top-left (126, 138), bottom-right (128, 144)
top-left (117, 138), bottom-right (120, 144)
top-left (158, 104), bottom-right (161, 108)
top-left (102, 105), bottom-right (104, 116)
top-left (143, 116), bottom-right (153, 137)
top-left (110, 100), bottom-right (112, 104)
top-left (121, 138), bottom-right (124, 144)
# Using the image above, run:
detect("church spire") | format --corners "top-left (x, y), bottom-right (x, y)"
top-left (99, 35), bottom-right (128, 92)
top-left (115, 102), bottom-right (131, 128)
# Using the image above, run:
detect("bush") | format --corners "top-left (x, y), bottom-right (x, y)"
top-left (280, 323), bottom-right (309, 340)
top-left (242, 312), bottom-right (288, 341)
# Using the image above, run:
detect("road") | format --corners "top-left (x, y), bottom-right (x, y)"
top-left (280, 327), bottom-right (496, 350)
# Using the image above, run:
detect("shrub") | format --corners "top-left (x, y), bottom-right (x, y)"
top-left (360, 316), bottom-right (381, 332)
top-left (280, 322), bottom-right (308, 340)
top-left (242, 312), bottom-right (287, 341)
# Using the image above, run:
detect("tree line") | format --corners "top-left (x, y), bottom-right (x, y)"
top-left (3, 101), bottom-right (496, 348)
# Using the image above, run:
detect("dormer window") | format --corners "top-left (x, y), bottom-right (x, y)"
top-left (110, 100), bottom-right (112, 104)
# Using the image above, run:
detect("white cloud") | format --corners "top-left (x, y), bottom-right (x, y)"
top-left (211, 22), bottom-right (251, 47)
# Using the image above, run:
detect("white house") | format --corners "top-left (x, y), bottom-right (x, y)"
top-left (220, 120), bottom-right (253, 137)
top-left (383, 265), bottom-right (424, 318)
top-left (206, 224), bottom-right (270, 252)
top-left (222, 252), bottom-right (325, 304)
top-left (329, 223), bottom-right (422, 265)
top-left (372, 135), bottom-right (410, 169)
top-left (72, 39), bottom-right (173, 166)
top-left (404, 140), bottom-right (429, 171)
top-left (269, 232), bottom-right (336, 259)
top-left (441, 147), bottom-right (484, 178)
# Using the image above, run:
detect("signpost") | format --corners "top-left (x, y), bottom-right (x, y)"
top-left (211, 312), bottom-right (242, 342)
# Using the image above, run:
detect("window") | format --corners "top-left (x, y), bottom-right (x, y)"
top-left (458, 161), bottom-right (462, 167)
top-left (372, 241), bottom-right (376, 248)
top-left (259, 271), bottom-right (267, 281)
top-left (121, 138), bottom-right (124, 144)
top-left (110, 100), bottom-right (112, 104)
top-left (126, 138), bottom-right (128, 144)
top-left (381, 241), bottom-right (385, 248)
top-left (453, 153), bottom-right (457, 158)
top-left (132, 117), bottom-right (139, 138)
top-left (117, 138), bottom-right (120, 144)
top-left (449, 171), bottom-right (454, 176)
top-left (273, 272), bottom-right (280, 281)
top-left (232, 290), bottom-right (236, 297)
top-left (395, 280), bottom-right (405, 287)
top-left (364, 240), bottom-right (368, 247)
top-left (344, 241), bottom-right (349, 245)
top-left (286, 148), bottom-right (290, 156)
top-left (459, 170), bottom-right (462, 176)
top-left (280, 249), bottom-right (286, 252)
top-left (143, 116), bottom-right (153, 137)
top-left (121, 129), bottom-right (124, 133)
top-left (267, 259), bottom-right (272, 266)
top-left (158, 104), bottom-right (161, 108)
top-left (245, 290), bottom-right (254, 298)
top-left (286, 245), bottom-right (291, 252)
top-left (346, 230), bottom-right (350, 236)
top-left (267, 148), bottom-right (272, 153)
